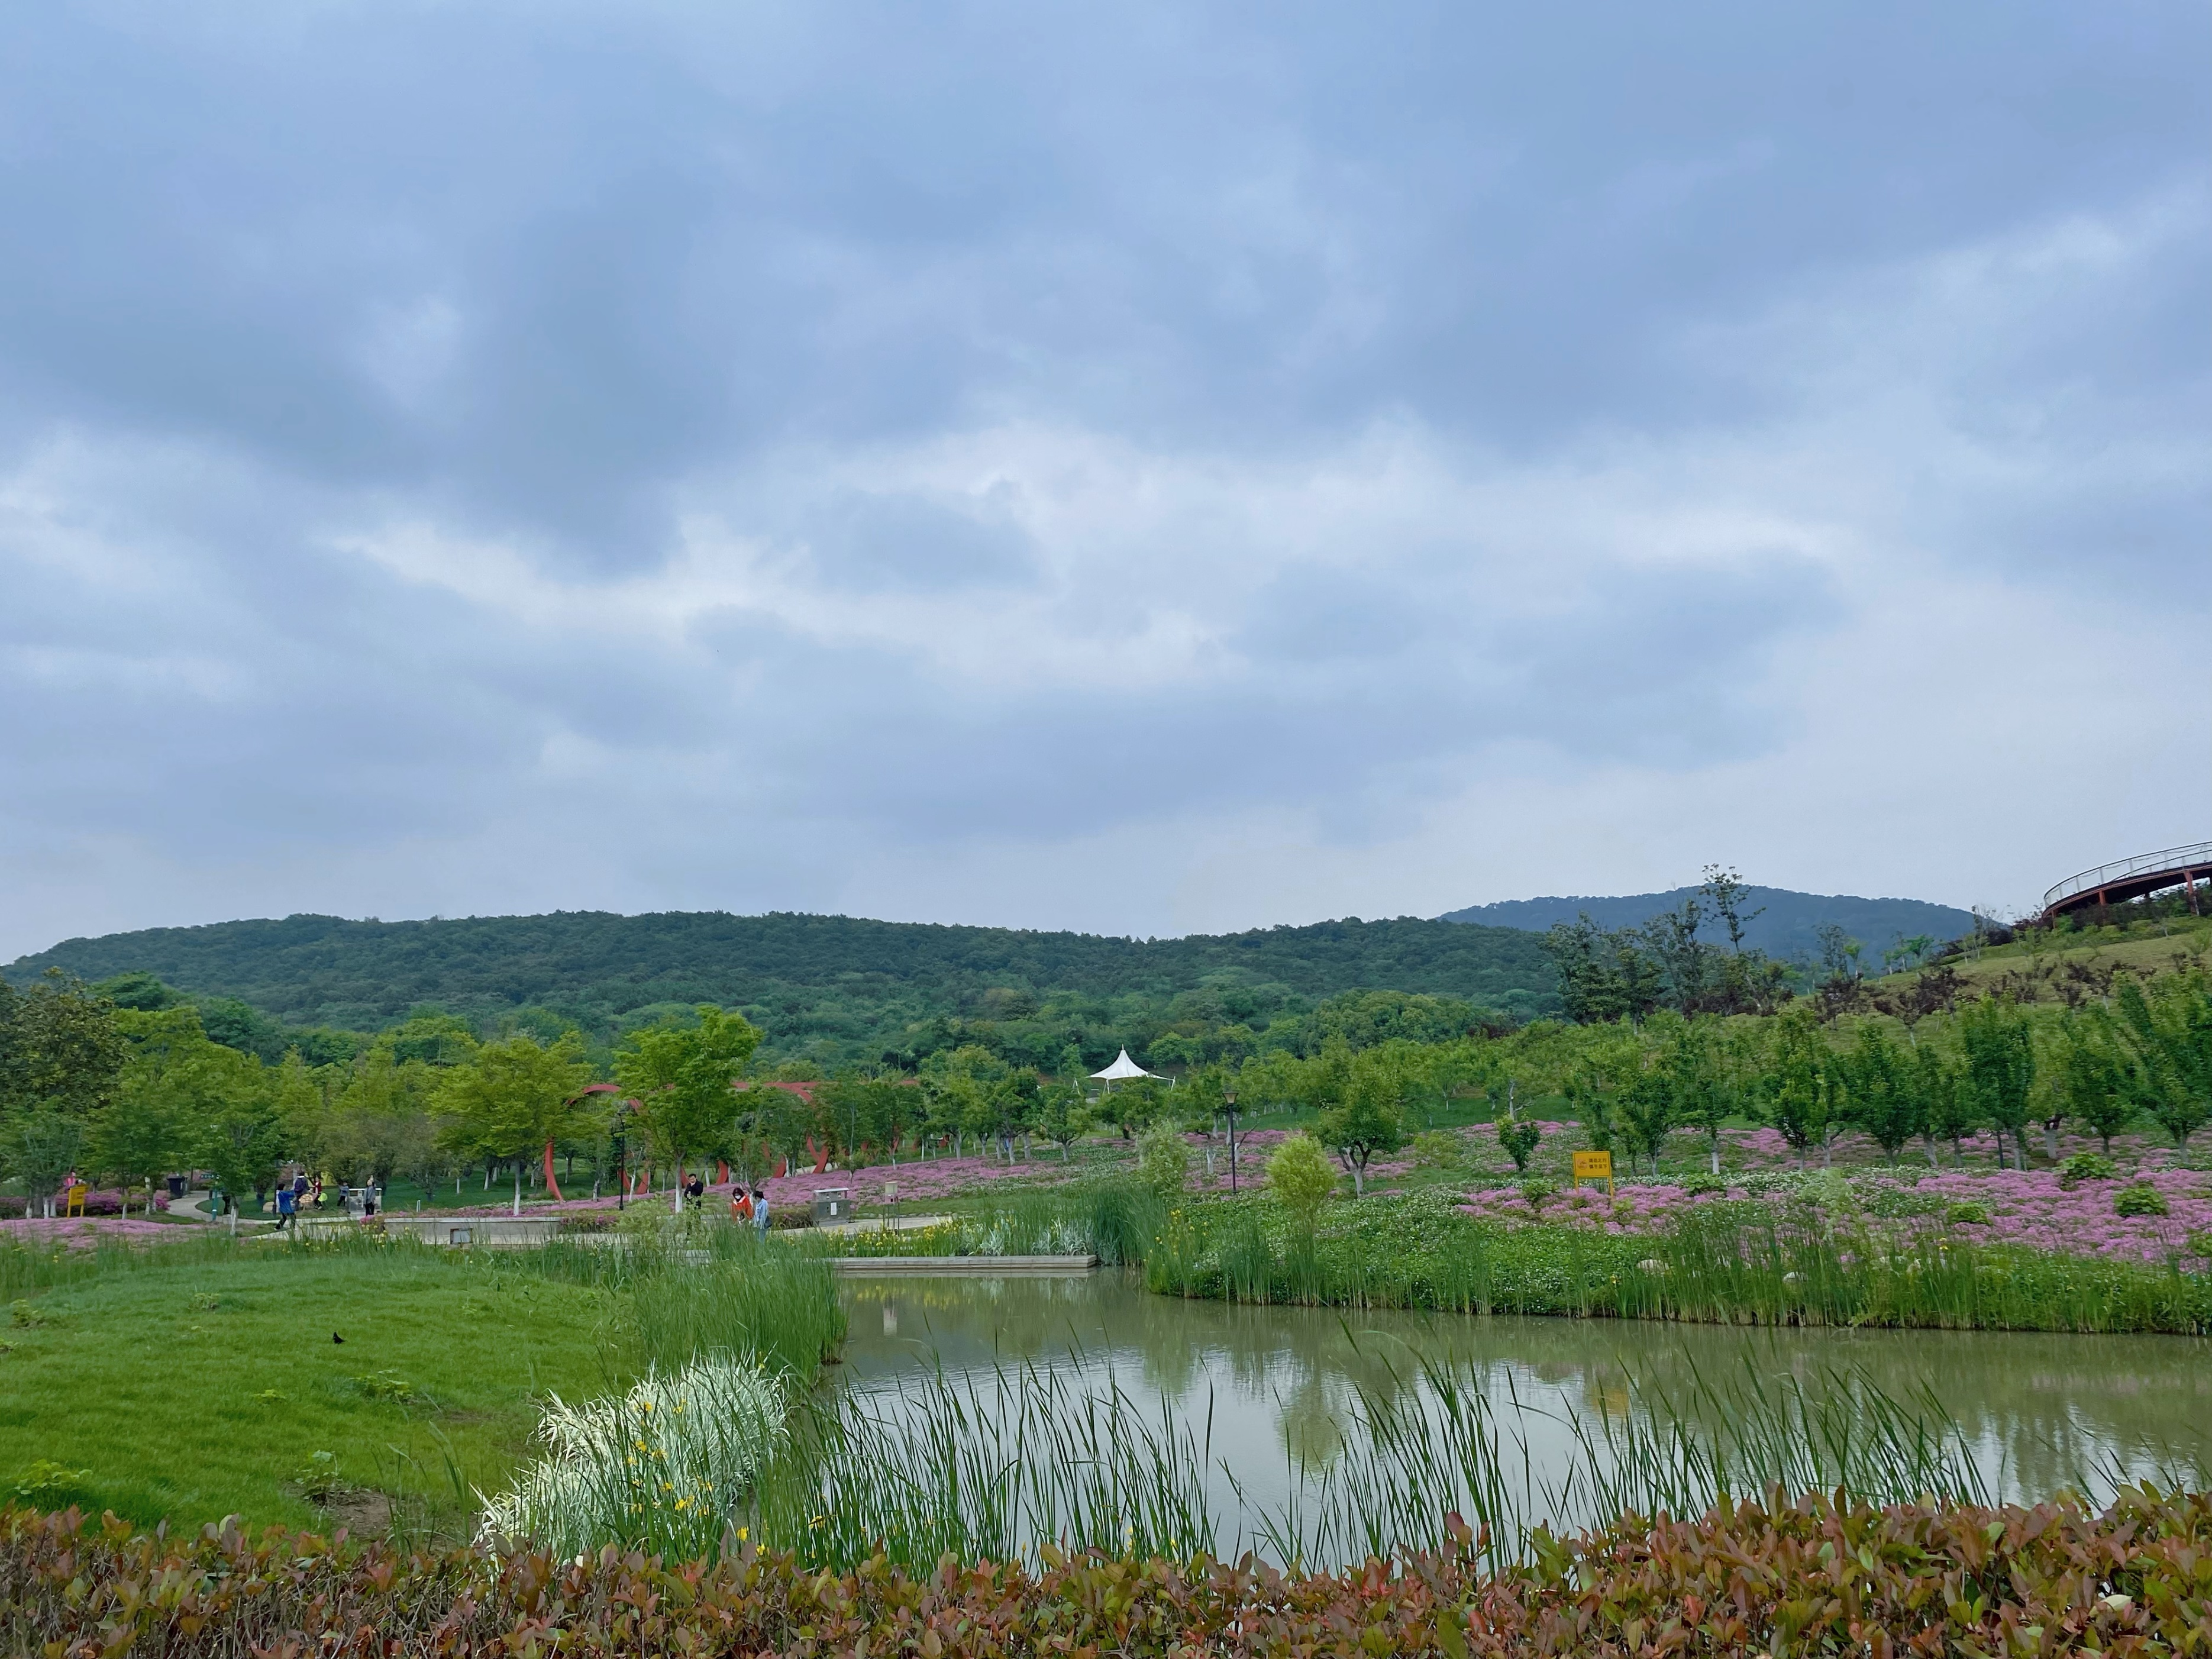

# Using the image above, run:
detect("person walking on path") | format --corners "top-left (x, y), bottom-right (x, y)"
top-left (731, 1187), bottom-right (753, 1224)
top-left (753, 1187), bottom-right (770, 1235)
top-left (273, 1180), bottom-right (298, 1232)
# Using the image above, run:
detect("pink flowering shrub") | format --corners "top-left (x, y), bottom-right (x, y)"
top-left (1455, 1167), bottom-right (2212, 1271)
top-left (0, 1217), bottom-right (179, 1249)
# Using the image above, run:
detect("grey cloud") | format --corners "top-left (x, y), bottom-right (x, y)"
top-left (0, 1), bottom-right (2204, 954)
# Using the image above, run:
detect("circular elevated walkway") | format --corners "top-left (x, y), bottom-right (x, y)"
top-left (2040, 840), bottom-right (2212, 923)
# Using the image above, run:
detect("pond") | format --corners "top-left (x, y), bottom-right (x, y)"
top-left (825, 1269), bottom-right (2211, 1563)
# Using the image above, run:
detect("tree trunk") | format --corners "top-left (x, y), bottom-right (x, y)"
top-left (512, 1168), bottom-right (522, 1218)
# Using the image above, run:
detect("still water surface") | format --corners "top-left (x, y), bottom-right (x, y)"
top-left (835, 1270), bottom-right (2209, 1551)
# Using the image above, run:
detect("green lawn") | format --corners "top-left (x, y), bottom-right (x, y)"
top-left (0, 1243), bottom-right (618, 1538)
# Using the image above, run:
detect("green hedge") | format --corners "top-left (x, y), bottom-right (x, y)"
top-left (7, 1487), bottom-right (2210, 1655)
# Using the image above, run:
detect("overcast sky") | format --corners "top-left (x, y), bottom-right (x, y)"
top-left (3, 2), bottom-right (2207, 959)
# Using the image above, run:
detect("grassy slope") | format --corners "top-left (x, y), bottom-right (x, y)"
top-left (1874, 919), bottom-right (2212, 999)
top-left (0, 1245), bottom-right (615, 1535)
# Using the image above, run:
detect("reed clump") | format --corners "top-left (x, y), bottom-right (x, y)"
top-left (1140, 1189), bottom-right (2212, 1334)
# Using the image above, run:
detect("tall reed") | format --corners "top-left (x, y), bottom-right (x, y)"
top-left (757, 1357), bottom-right (1216, 1568)
top-left (1142, 1192), bottom-right (2212, 1334)
top-left (757, 1342), bottom-right (2004, 1574)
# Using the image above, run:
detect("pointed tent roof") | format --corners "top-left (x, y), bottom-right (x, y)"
top-left (1090, 1048), bottom-right (1161, 1082)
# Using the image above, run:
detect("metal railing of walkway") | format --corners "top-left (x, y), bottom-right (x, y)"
top-left (2041, 840), bottom-right (2212, 920)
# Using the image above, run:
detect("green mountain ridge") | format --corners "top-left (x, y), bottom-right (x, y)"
top-left (5, 908), bottom-right (1561, 1069)
top-left (1438, 885), bottom-right (1977, 963)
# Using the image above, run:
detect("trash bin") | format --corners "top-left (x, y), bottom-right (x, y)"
top-left (166, 1175), bottom-right (186, 1198)
top-left (811, 1187), bottom-right (851, 1227)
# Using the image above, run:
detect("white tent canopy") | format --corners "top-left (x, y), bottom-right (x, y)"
top-left (1090, 1048), bottom-right (1161, 1083)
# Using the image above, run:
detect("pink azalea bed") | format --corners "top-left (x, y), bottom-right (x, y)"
top-left (1456, 1167), bottom-right (2212, 1269)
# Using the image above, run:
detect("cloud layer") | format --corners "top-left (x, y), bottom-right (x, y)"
top-left (2, 2), bottom-right (2207, 958)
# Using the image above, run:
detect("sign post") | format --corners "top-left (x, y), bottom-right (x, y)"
top-left (1571, 1150), bottom-right (1614, 1199)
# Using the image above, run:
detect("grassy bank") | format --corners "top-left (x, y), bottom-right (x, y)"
top-left (0, 1224), bottom-right (843, 1539)
top-left (1138, 1188), bottom-right (2212, 1334)
top-left (818, 1174), bottom-right (2212, 1334)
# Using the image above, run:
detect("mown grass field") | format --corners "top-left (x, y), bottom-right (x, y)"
top-left (0, 1242), bottom-right (618, 1537)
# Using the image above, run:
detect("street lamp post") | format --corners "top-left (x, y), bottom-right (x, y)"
top-left (613, 1123), bottom-right (628, 1212)
top-left (1222, 1089), bottom-right (1241, 1193)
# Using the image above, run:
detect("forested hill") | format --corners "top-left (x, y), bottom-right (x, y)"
top-left (6, 909), bottom-right (1559, 1068)
top-left (1438, 886), bottom-right (1976, 963)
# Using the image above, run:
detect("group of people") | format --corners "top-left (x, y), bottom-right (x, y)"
top-left (728, 1185), bottom-right (773, 1232)
top-left (268, 1173), bottom-right (327, 1230)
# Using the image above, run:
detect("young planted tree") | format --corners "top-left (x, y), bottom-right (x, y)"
top-left (2114, 970), bottom-right (2211, 1153)
top-left (1961, 994), bottom-right (2036, 1168)
top-left (1915, 1045), bottom-right (1977, 1166)
top-left (1493, 1079), bottom-right (1542, 1173)
top-left (1840, 1025), bottom-right (1922, 1165)
top-left (2056, 1008), bottom-right (2136, 1155)
top-left (1315, 1048), bottom-right (1408, 1198)
top-left (1135, 1120), bottom-right (1190, 1201)
top-left (1266, 1131), bottom-right (1338, 1232)
top-left (1661, 1015), bottom-right (1736, 1175)
top-left (437, 1032), bottom-right (598, 1215)
top-left (1616, 1066), bottom-right (1674, 1178)
top-left (92, 1006), bottom-right (204, 1208)
top-left (1759, 1008), bottom-right (1836, 1169)
top-left (1032, 1077), bottom-right (1091, 1163)
top-left (614, 1008), bottom-right (760, 1213)
top-left (199, 1056), bottom-right (288, 1216)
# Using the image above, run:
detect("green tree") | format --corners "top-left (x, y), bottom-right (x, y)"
top-left (1839, 1025), bottom-right (1922, 1164)
top-left (1961, 995), bottom-right (2036, 1167)
top-left (1265, 1131), bottom-right (1338, 1231)
top-left (1315, 1048), bottom-right (1408, 1197)
top-left (1616, 1066), bottom-right (1674, 1178)
top-left (91, 1006), bottom-right (209, 1206)
top-left (0, 972), bottom-right (126, 1211)
top-left (1135, 1120), bottom-right (1190, 1201)
top-left (1493, 1078), bottom-right (1542, 1171)
top-left (436, 1032), bottom-right (598, 1215)
top-left (1758, 1008), bottom-right (1836, 1169)
top-left (198, 1055), bottom-right (287, 1215)
top-left (1915, 1045), bottom-right (1977, 1165)
top-left (1032, 1077), bottom-right (1091, 1163)
top-left (2055, 1008), bottom-right (2136, 1155)
top-left (1542, 917), bottom-right (1665, 1025)
top-left (2114, 970), bottom-right (2211, 1153)
top-left (614, 1008), bottom-right (761, 1213)
top-left (328, 1044), bottom-right (444, 1192)
top-left (1659, 1015), bottom-right (1736, 1175)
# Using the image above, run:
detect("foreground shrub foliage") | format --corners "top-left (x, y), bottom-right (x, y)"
top-left (7, 1487), bottom-right (2211, 1656)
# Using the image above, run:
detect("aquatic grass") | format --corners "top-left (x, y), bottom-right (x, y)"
top-left (1142, 1189), bottom-right (2212, 1334)
top-left (763, 1341), bottom-right (2008, 1573)
top-left (479, 1353), bottom-right (787, 1560)
top-left (621, 1236), bottom-right (845, 1379)
top-left (757, 1354), bottom-right (1217, 1569)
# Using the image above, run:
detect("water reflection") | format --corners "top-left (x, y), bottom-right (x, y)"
top-left (837, 1270), bottom-right (2211, 1532)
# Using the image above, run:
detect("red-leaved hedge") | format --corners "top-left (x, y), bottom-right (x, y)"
top-left (4, 1486), bottom-right (2209, 1657)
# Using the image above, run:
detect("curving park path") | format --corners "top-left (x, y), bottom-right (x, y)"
top-left (2040, 839), bottom-right (2211, 924)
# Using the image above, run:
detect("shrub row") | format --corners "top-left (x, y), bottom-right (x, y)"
top-left (7, 1486), bottom-right (2210, 1656)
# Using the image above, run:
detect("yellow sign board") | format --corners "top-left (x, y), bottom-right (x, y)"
top-left (1571, 1150), bottom-right (1614, 1196)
